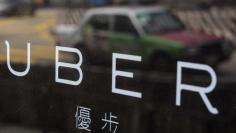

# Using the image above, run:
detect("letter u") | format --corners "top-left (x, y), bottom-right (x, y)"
top-left (5, 40), bottom-right (31, 76)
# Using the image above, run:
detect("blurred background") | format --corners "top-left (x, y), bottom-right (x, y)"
top-left (0, 0), bottom-right (236, 72)
top-left (0, 0), bottom-right (235, 133)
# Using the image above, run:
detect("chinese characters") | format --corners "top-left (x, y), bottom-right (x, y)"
top-left (75, 106), bottom-right (91, 132)
top-left (75, 106), bottom-right (119, 133)
top-left (102, 112), bottom-right (119, 133)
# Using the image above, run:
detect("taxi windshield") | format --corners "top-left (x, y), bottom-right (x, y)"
top-left (137, 11), bottom-right (185, 34)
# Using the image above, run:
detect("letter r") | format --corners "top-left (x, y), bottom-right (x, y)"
top-left (176, 61), bottom-right (219, 114)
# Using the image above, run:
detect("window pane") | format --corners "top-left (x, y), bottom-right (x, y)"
top-left (114, 15), bottom-right (137, 35)
top-left (88, 15), bottom-right (109, 31)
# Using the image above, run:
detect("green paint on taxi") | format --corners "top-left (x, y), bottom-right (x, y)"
top-left (110, 32), bottom-right (185, 63)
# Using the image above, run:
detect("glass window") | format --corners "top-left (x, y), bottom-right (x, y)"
top-left (113, 15), bottom-right (138, 35)
top-left (137, 11), bottom-right (185, 33)
top-left (88, 15), bottom-right (110, 31)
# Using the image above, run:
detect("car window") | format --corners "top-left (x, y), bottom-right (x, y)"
top-left (113, 15), bottom-right (138, 35)
top-left (87, 15), bottom-right (110, 31)
top-left (137, 11), bottom-right (184, 33)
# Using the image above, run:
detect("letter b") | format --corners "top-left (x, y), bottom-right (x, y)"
top-left (55, 46), bottom-right (83, 86)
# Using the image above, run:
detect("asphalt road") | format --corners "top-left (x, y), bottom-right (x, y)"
top-left (0, 8), bottom-right (62, 64)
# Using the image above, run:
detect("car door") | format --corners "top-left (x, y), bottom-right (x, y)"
top-left (110, 14), bottom-right (142, 56)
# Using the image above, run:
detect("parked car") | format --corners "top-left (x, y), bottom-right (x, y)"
top-left (54, 6), bottom-right (232, 70)
top-left (0, 0), bottom-right (36, 16)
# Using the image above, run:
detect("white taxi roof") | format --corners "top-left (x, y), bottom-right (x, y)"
top-left (86, 6), bottom-right (167, 16)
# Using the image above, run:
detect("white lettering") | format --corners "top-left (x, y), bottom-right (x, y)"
top-left (112, 53), bottom-right (142, 98)
top-left (5, 40), bottom-right (31, 77)
top-left (176, 61), bottom-right (219, 114)
top-left (55, 46), bottom-right (83, 86)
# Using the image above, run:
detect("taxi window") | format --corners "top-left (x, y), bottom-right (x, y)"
top-left (113, 15), bottom-right (138, 35)
top-left (88, 15), bottom-right (110, 31)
